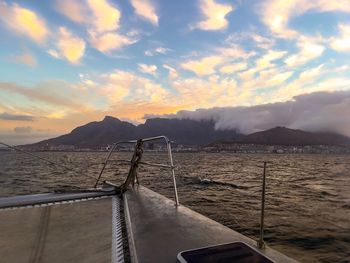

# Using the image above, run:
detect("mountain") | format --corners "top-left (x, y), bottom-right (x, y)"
top-left (28, 116), bottom-right (239, 148)
top-left (229, 127), bottom-right (350, 146)
top-left (137, 118), bottom-right (237, 145)
top-left (27, 118), bottom-right (350, 149)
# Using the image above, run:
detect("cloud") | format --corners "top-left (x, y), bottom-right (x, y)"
top-left (130, 0), bottom-right (158, 26)
top-left (87, 0), bottom-right (121, 32)
top-left (0, 128), bottom-right (58, 145)
top-left (154, 90), bottom-right (350, 137)
top-left (14, 126), bottom-right (32, 134)
top-left (55, 0), bottom-right (136, 53)
top-left (47, 49), bottom-right (60, 59)
top-left (181, 55), bottom-right (223, 76)
top-left (216, 44), bottom-right (256, 59)
top-left (163, 64), bottom-right (178, 80)
top-left (55, 27), bottom-right (86, 64)
top-left (138, 64), bottom-right (158, 76)
top-left (0, 1), bottom-right (48, 43)
top-left (145, 47), bottom-right (171, 56)
top-left (89, 31), bottom-right (136, 53)
top-left (195, 0), bottom-right (233, 30)
top-left (99, 70), bottom-right (170, 105)
top-left (285, 37), bottom-right (325, 67)
top-left (13, 51), bottom-right (37, 67)
top-left (219, 63), bottom-right (247, 74)
top-left (260, 0), bottom-right (350, 39)
top-left (250, 33), bottom-right (276, 49)
top-left (255, 50), bottom-right (287, 70)
top-left (330, 23), bottom-right (350, 53)
top-left (55, 0), bottom-right (88, 24)
top-left (0, 81), bottom-right (84, 110)
top-left (297, 64), bottom-right (324, 84)
top-left (0, 112), bottom-right (34, 121)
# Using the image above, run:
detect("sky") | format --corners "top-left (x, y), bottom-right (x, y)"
top-left (0, 0), bottom-right (350, 144)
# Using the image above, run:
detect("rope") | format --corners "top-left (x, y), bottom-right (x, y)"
top-left (0, 141), bottom-right (97, 180)
top-left (121, 140), bottom-right (143, 192)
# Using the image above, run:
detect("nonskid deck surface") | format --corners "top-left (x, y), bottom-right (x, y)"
top-left (124, 186), bottom-right (298, 263)
top-left (0, 194), bottom-right (125, 263)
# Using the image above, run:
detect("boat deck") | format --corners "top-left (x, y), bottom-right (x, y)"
top-left (124, 186), bottom-right (297, 263)
top-left (0, 186), bottom-right (298, 263)
top-left (0, 194), bottom-right (123, 263)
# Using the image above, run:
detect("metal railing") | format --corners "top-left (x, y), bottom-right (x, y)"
top-left (94, 136), bottom-right (180, 206)
top-left (258, 161), bottom-right (267, 249)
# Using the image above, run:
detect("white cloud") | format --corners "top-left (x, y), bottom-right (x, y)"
top-left (159, 90), bottom-right (350, 137)
top-left (47, 49), bottom-right (60, 59)
top-left (255, 50), bottom-right (287, 70)
top-left (298, 64), bottom-right (324, 84)
top-left (216, 44), bottom-right (256, 59)
top-left (195, 0), bottom-right (233, 30)
top-left (87, 0), bottom-right (121, 32)
top-left (330, 23), bottom-right (350, 53)
top-left (285, 37), bottom-right (325, 67)
top-left (261, 0), bottom-right (350, 39)
top-left (145, 47), bottom-right (171, 56)
top-left (219, 63), bottom-right (247, 74)
top-left (163, 64), bottom-right (178, 80)
top-left (138, 64), bottom-right (158, 76)
top-left (130, 0), bottom-right (158, 26)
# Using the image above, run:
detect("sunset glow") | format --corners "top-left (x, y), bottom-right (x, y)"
top-left (0, 0), bottom-right (350, 144)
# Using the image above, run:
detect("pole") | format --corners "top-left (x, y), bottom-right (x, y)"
top-left (258, 161), bottom-right (267, 249)
top-left (166, 140), bottom-right (179, 206)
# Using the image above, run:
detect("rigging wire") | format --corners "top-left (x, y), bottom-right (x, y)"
top-left (0, 141), bottom-right (98, 180)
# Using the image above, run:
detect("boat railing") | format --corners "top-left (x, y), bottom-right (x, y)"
top-left (94, 136), bottom-right (180, 206)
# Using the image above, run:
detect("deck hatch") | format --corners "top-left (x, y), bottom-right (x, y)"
top-left (177, 242), bottom-right (274, 263)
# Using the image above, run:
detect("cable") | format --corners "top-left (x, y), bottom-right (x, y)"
top-left (0, 141), bottom-right (97, 180)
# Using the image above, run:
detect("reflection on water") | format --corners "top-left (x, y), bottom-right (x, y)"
top-left (0, 152), bottom-right (349, 263)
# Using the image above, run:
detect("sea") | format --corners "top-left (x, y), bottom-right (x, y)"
top-left (0, 151), bottom-right (349, 263)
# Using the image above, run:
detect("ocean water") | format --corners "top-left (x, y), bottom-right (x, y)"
top-left (0, 151), bottom-right (349, 263)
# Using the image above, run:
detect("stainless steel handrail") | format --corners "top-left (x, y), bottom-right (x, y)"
top-left (94, 136), bottom-right (180, 206)
top-left (258, 161), bottom-right (267, 249)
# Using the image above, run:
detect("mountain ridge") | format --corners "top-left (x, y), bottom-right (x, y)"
top-left (28, 116), bottom-right (239, 147)
top-left (212, 126), bottom-right (350, 146)
top-left (26, 116), bottom-right (350, 148)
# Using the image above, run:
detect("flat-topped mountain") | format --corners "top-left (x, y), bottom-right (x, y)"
top-left (26, 117), bottom-right (350, 148)
top-left (28, 116), bottom-right (239, 147)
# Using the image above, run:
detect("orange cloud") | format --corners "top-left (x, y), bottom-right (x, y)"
top-left (0, 2), bottom-right (48, 43)
top-left (181, 56), bottom-right (223, 76)
top-left (89, 31), bottom-right (136, 53)
top-left (56, 27), bottom-right (86, 64)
